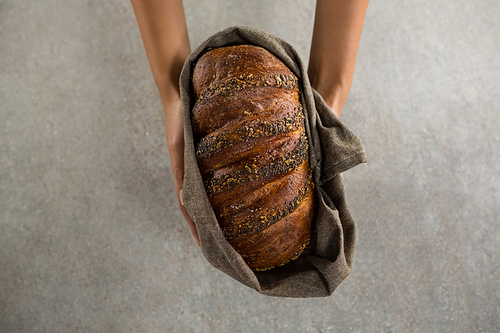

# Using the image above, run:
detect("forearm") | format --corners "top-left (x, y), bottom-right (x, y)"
top-left (308, 0), bottom-right (369, 117)
top-left (130, 0), bottom-right (191, 103)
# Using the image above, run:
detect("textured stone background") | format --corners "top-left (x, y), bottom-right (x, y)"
top-left (1, 0), bottom-right (499, 332)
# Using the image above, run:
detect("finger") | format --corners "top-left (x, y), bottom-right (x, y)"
top-left (169, 144), bottom-right (201, 246)
top-left (174, 178), bottom-right (201, 246)
top-left (178, 189), bottom-right (200, 246)
top-left (174, 179), bottom-right (201, 246)
top-left (178, 199), bottom-right (200, 246)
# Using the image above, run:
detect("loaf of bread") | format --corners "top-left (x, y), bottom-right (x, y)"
top-left (191, 45), bottom-right (314, 271)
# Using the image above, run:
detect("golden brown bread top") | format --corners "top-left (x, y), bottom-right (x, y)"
top-left (210, 160), bottom-right (312, 240)
top-left (191, 86), bottom-right (300, 139)
top-left (228, 189), bottom-right (314, 270)
top-left (192, 44), bottom-right (296, 100)
top-left (191, 44), bottom-right (314, 271)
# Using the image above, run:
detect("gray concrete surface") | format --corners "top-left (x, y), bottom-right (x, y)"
top-left (1, 0), bottom-right (499, 332)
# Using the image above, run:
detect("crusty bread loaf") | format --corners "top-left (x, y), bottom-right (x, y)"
top-left (191, 45), bottom-right (314, 271)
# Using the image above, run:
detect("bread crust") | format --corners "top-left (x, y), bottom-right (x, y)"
top-left (191, 45), bottom-right (314, 271)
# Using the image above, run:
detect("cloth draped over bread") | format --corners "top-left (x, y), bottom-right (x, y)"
top-left (179, 26), bottom-right (367, 298)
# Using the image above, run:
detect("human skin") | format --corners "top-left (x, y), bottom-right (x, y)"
top-left (308, 0), bottom-right (370, 118)
top-left (130, 0), bottom-right (369, 245)
top-left (130, 0), bottom-right (198, 244)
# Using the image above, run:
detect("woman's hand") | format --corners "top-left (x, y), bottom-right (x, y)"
top-left (131, 0), bottom-right (199, 245)
top-left (164, 97), bottom-right (200, 246)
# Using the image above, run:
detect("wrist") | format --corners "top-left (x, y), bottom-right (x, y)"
top-left (160, 90), bottom-right (181, 115)
top-left (161, 93), bottom-right (184, 150)
top-left (311, 80), bottom-right (346, 118)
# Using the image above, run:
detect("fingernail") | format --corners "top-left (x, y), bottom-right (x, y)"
top-left (179, 189), bottom-right (184, 206)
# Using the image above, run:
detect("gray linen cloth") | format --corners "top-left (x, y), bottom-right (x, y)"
top-left (179, 26), bottom-right (367, 298)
